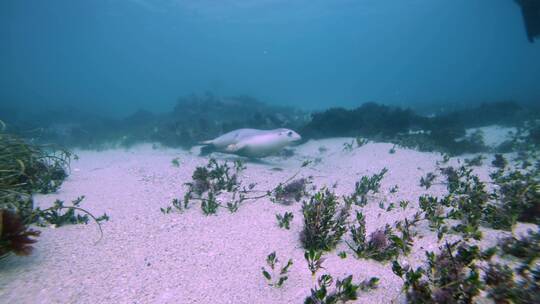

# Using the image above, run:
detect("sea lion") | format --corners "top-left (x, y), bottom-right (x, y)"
top-left (200, 128), bottom-right (301, 158)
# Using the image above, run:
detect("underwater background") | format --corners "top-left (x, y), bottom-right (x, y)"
top-left (1, 0), bottom-right (539, 118)
top-left (3, 2), bottom-right (540, 303)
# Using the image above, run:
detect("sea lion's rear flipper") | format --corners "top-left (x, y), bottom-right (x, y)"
top-left (516, 0), bottom-right (540, 43)
top-left (200, 145), bottom-right (217, 156)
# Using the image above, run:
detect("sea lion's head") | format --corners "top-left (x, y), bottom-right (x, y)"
top-left (276, 128), bottom-right (302, 143)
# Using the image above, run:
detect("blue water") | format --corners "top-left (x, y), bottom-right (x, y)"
top-left (1, 0), bottom-right (539, 116)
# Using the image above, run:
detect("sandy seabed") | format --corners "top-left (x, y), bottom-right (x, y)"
top-left (0, 137), bottom-right (534, 304)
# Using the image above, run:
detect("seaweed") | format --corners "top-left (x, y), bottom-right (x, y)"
top-left (276, 212), bottom-right (294, 229)
top-left (486, 160), bottom-right (540, 228)
top-left (261, 251), bottom-right (293, 288)
top-left (498, 229), bottom-right (540, 265)
top-left (492, 154), bottom-right (508, 169)
top-left (343, 137), bottom-right (368, 152)
top-left (304, 274), bottom-right (378, 304)
top-left (484, 262), bottom-right (540, 304)
top-left (1, 128), bottom-right (72, 214)
top-left (343, 168), bottom-right (388, 207)
top-left (347, 212), bottom-right (420, 261)
top-left (305, 249), bottom-right (326, 277)
top-left (1, 125), bottom-right (106, 257)
top-left (393, 241), bottom-right (484, 303)
top-left (0, 209), bottom-right (40, 257)
top-left (168, 159), bottom-right (311, 215)
top-left (482, 229), bottom-right (540, 303)
top-left (271, 178), bottom-right (310, 205)
top-left (420, 172), bottom-right (437, 189)
top-left (180, 159), bottom-right (245, 215)
top-left (418, 195), bottom-right (449, 241)
top-left (300, 189), bottom-right (350, 251)
top-left (464, 155), bottom-right (485, 167)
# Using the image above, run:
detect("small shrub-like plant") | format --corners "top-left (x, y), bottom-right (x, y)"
top-left (276, 212), bottom-right (294, 230)
top-left (304, 274), bottom-right (378, 304)
top-left (300, 189), bottom-right (350, 251)
top-left (261, 251), bottom-right (293, 288)
top-left (343, 168), bottom-right (388, 207)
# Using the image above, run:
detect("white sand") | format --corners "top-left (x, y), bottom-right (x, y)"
top-left (465, 125), bottom-right (517, 148)
top-left (0, 139), bottom-right (534, 304)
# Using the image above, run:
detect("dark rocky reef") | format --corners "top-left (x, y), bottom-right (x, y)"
top-left (300, 101), bottom-right (539, 155)
top-left (300, 102), bottom-right (426, 139)
top-left (3, 96), bottom-right (538, 155)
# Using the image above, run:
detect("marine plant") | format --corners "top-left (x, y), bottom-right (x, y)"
top-left (276, 211), bottom-right (294, 229)
top-left (305, 249), bottom-right (325, 277)
top-left (498, 228), bottom-right (540, 267)
top-left (160, 198), bottom-right (187, 214)
top-left (392, 228), bottom-right (540, 304)
top-left (261, 251), bottom-right (293, 288)
top-left (491, 154), bottom-right (508, 169)
top-left (464, 155), bottom-right (485, 167)
top-left (0, 209), bottom-right (40, 258)
top-left (431, 165), bottom-right (489, 239)
top-left (399, 200), bottom-right (409, 210)
top-left (356, 137), bottom-right (368, 147)
top-left (304, 274), bottom-right (379, 304)
top-left (346, 211), bottom-right (420, 262)
top-left (342, 141), bottom-right (354, 152)
top-left (300, 188), bottom-right (350, 251)
top-left (392, 241), bottom-right (485, 304)
top-left (271, 177), bottom-right (310, 205)
top-left (1, 127), bottom-right (72, 215)
top-left (418, 195), bottom-right (449, 241)
top-left (343, 137), bottom-right (368, 152)
top-left (29, 196), bottom-right (109, 228)
top-left (420, 172), bottom-right (437, 189)
top-left (386, 202), bottom-right (396, 212)
top-left (485, 160), bottom-right (540, 228)
top-left (171, 159), bottom-right (312, 215)
top-left (481, 230), bottom-right (540, 303)
top-left (347, 211), bottom-right (388, 261)
top-left (1, 125), bottom-right (107, 257)
top-left (171, 157), bottom-right (181, 167)
top-left (483, 262), bottom-right (540, 304)
top-left (179, 158), bottom-right (246, 215)
top-left (343, 168), bottom-right (388, 207)
top-left (417, 147), bottom-right (539, 243)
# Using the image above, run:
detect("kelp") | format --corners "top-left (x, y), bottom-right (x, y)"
top-left (1, 123), bottom-right (107, 258)
top-left (0, 125), bottom-right (72, 215)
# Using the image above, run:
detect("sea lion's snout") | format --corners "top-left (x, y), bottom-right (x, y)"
top-left (285, 130), bottom-right (302, 142)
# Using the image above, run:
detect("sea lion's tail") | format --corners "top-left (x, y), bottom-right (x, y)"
top-left (199, 145), bottom-right (217, 156)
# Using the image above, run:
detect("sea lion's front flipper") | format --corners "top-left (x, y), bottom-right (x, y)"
top-left (225, 144), bottom-right (239, 152)
top-left (226, 142), bottom-right (247, 152)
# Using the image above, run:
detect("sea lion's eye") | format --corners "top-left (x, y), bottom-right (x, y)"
top-left (287, 131), bottom-right (293, 137)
